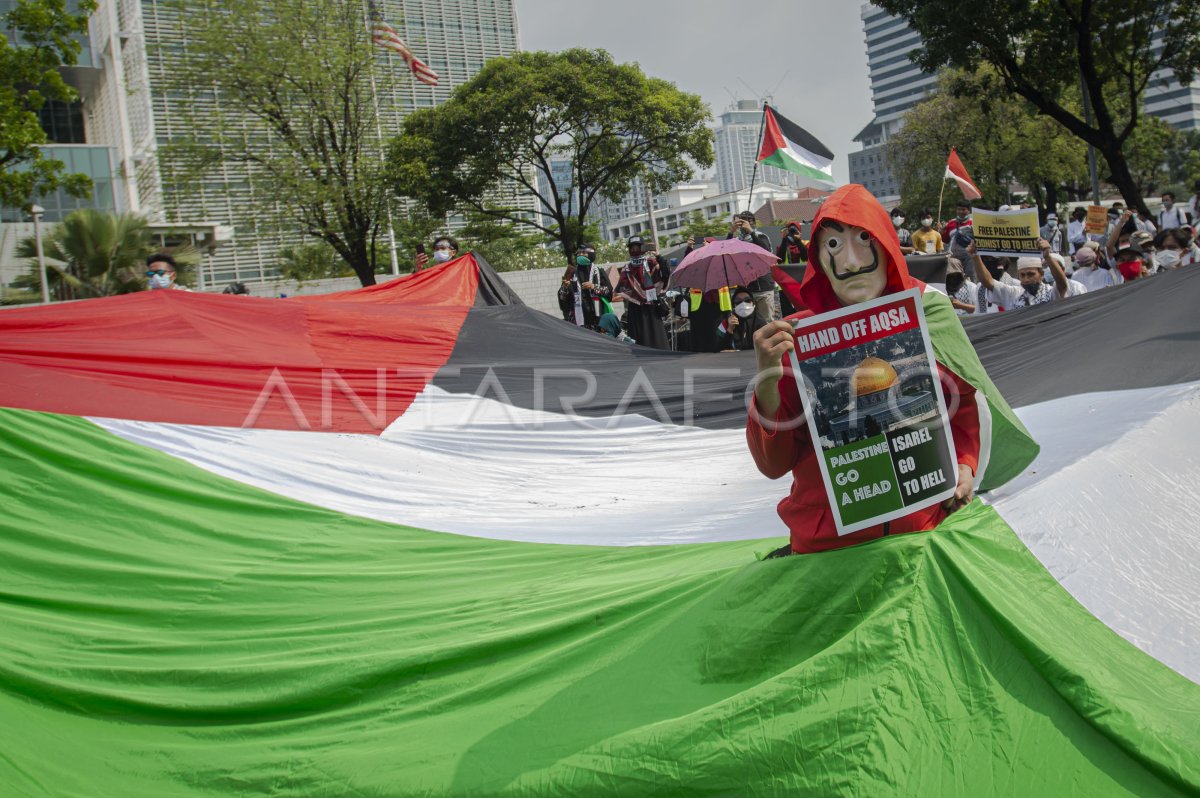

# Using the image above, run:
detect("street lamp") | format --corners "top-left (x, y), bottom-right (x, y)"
top-left (29, 204), bottom-right (49, 304)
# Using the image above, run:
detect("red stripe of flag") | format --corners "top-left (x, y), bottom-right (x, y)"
top-left (945, 148), bottom-right (982, 200)
top-left (367, 4), bottom-right (439, 86)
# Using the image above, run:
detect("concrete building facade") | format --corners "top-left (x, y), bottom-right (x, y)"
top-left (3, 0), bottom-right (526, 289)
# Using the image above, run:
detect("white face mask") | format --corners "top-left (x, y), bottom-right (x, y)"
top-left (733, 302), bottom-right (755, 318)
top-left (1155, 249), bottom-right (1181, 268)
top-left (149, 273), bottom-right (173, 289)
top-left (920, 217), bottom-right (932, 228)
top-left (1047, 220), bottom-right (1058, 230)
top-left (432, 249), bottom-right (453, 263)
top-left (892, 216), bottom-right (904, 227)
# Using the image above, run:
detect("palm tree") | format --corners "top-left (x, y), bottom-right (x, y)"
top-left (16, 210), bottom-right (154, 300)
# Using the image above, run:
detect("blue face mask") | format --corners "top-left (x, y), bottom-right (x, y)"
top-left (149, 273), bottom-right (173, 289)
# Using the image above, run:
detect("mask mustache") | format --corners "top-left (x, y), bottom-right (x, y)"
top-left (828, 249), bottom-right (881, 281)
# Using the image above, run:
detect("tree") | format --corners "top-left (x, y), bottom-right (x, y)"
top-left (389, 49), bottom-right (714, 266)
top-left (172, 0), bottom-right (399, 286)
top-left (277, 242), bottom-right (352, 283)
top-left (875, 0), bottom-right (1200, 216)
top-left (0, 0), bottom-right (95, 208)
top-left (677, 210), bottom-right (730, 244)
top-left (15, 209), bottom-right (155, 300)
top-left (886, 68), bottom-right (1088, 218)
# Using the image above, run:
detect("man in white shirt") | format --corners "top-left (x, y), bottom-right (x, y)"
top-left (969, 239), bottom-right (1070, 310)
top-left (1069, 244), bottom-right (1117, 292)
top-left (1187, 181), bottom-right (1200, 225)
top-left (1157, 192), bottom-right (1192, 230)
top-left (1066, 207), bottom-right (1088, 254)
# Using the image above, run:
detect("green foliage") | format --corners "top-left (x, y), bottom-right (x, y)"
top-left (876, 0), bottom-right (1200, 215)
top-left (1124, 116), bottom-right (1182, 196)
top-left (171, 0), bottom-right (397, 286)
top-left (390, 49), bottom-right (713, 264)
top-left (887, 68), bottom-right (1088, 218)
top-left (1165, 130), bottom-right (1200, 192)
top-left (0, 0), bottom-right (96, 208)
top-left (277, 242), bottom-right (353, 283)
top-left (14, 209), bottom-right (154, 300)
top-left (677, 210), bottom-right (729, 243)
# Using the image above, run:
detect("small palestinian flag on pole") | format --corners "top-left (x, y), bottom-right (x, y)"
top-left (756, 104), bottom-right (835, 187)
top-left (945, 147), bottom-right (982, 200)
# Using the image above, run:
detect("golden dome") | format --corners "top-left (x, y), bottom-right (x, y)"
top-left (851, 356), bottom-right (898, 396)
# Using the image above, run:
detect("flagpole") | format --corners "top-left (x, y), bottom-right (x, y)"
top-left (744, 102), bottom-right (768, 213)
top-left (363, 0), bottom-right (401, 276)
top-left (937, 175), bottom-right (948, 229)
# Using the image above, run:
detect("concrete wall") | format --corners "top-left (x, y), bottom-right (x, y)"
top-left (494, 266), bottom-right (566, 317)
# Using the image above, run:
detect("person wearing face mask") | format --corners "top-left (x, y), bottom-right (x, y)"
top-left (1157, 192), bottom-right (1192, 231)
top-left (944, 261), bottom-right (977, 315)
top-left (745, 184), bottom-right (1037, 556)
top-left (890, 207), bottom-right (914, 254)
top-left (911, 208), bottom-right (943, 255)
top-left (557, 244), bottom-right (612, 329)
top-left (415, 236), bottom-right (459, 270)
top-left (1039, 212), bottom-right (1067, 257)
top-left (968, 238), bottom-right (1070, 310)
top-left (776, 221), bottom-right (808, 265)
top-left (1070, 244), bottom-right (1117, 292)
top-left (726, 211), bottom-right (778, 320)
top-left (1114, 241), bottom-right (1149, 282)
top-left (145, 254), bottom-right (190, 291)
top-left (614, 235), bottom-right (670, 350)
top-left (1153, 228), bottom-right (1200, 270)
top-left (941, 202), bottom-right (972, 248)
top-left (1104, 209), bottom-right (1140, 279)
top-left (716, 286), bottom-right (768, 351)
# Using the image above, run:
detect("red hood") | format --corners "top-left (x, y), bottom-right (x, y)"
top-left (798, 184), bottom-right (921, 313)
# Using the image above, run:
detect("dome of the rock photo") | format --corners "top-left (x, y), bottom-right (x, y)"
top-left (852, 356), bottom-right (898, 397)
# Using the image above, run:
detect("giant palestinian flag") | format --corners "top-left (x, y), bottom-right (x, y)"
top-left (2, 255), bottom-right (1199, 796)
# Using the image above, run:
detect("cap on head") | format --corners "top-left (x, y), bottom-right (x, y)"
top-left (1073, 247), bottom-right (1097, 266)
top-left (735, 211), bottom-right (756, 225)
top-left (1016, 256), bottom-right (1044, 272)
top-left (1115, 242), bottom-right (1144, 260)
top-left (1130, 231), bottom-right (1154, 247)
top-left (627, 235), bottom-right (643, 247)
top-left (1046, 212), bottom-right (1058, 221)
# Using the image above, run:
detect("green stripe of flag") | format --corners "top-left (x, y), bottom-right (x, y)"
top-left (0, 406), bottom-right (1196, 795)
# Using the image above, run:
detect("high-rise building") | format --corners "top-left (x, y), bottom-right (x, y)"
top-left (1144, 28), bottom-right (1200, 132)
top-left (850, 3), bottom-right (1200, 204)
top-left (714, 99), bottom-right (813, 195)
top-left (848, 4), bottom-right (938, 203)
top-left (3, 0), bottom-right (525, 288)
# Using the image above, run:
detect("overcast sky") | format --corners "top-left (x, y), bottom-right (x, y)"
top-left (513, 0), bottom-right (874, 184)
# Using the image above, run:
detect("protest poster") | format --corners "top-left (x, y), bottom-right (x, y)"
top-left (1085, 205), bottom-right (1109, 236)
top-left (970, 207), bottom-right (1041, 257)
top-left (788, 288), bottom-right (958, 536)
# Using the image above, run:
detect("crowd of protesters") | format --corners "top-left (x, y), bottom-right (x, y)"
top-left (544, 183), bottom-right (1200, 348)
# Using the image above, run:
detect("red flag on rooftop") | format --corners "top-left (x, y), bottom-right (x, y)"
top-left (367, 0), bottom-right (439, 86)
top-left (945, 148), bottom-right (982, 200)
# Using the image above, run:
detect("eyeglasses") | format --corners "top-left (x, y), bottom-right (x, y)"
top-left (146, 269), bottom-right (170, 277)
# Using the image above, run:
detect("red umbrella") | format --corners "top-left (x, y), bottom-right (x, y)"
top-left (668, 238), bottom-right (779, 293)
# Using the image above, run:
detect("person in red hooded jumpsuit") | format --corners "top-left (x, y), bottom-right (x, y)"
top-left (747, 185), bottom-right (981, 555)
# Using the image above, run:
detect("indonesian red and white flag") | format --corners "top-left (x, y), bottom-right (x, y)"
top-left (367, 0), bottom-right (439, 86)
top-left (945, 148), bottom-right (982, 200)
